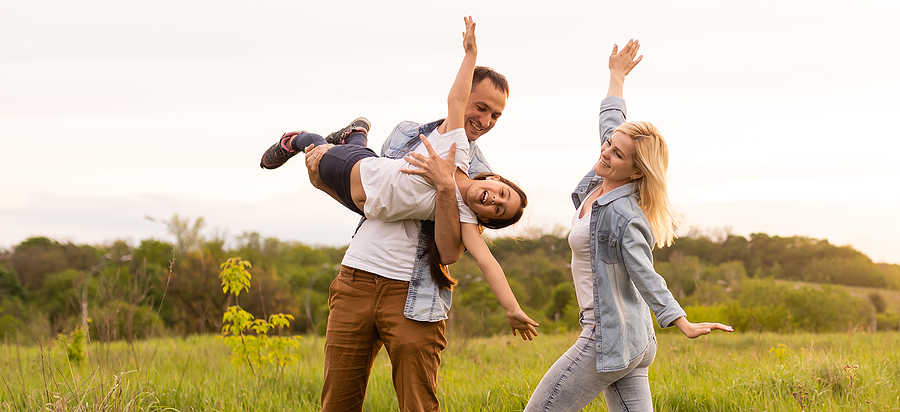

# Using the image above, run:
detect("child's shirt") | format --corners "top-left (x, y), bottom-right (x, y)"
top-left (359, 127), bottom-right (477, 223)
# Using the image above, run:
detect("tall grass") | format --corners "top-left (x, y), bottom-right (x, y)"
top-left (2, 331), bottom-right (898, 411)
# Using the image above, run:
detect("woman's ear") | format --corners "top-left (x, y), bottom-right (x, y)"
top-left (631, 169), bottom-right (644, 180)
top-left (486, 175), bottom-right (501, 182)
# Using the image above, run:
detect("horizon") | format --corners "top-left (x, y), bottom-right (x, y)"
top-left (2, 1), bottom-right (899, 264)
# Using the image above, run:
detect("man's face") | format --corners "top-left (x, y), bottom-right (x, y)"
top-left (464, 79), bottom-right (507, 141)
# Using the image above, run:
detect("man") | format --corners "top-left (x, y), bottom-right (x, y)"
top-left (304, 67), bottom-right (518, 412)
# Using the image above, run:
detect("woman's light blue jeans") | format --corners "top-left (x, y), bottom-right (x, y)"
top-left (523, 312), bottom-right (657, 412)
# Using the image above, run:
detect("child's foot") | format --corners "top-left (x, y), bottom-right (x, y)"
top-left (324, 117), bottom-right (371, 144)
top-left (260, 132), bottom-right (300, 169)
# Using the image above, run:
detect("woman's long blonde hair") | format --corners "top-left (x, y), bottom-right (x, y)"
top-left (615, 121), bottom-right (683, 248)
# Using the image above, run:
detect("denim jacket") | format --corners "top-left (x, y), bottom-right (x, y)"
top-left (571, 96), bottom-right (686, 372)
top-left (371, 119), bottom-right (492, 322)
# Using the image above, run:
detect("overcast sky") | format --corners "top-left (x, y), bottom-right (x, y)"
top-left (2, 0), bottom-right (899, 264)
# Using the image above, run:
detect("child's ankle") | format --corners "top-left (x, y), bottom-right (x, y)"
top-left (282, 133), bottom-right (300, 152)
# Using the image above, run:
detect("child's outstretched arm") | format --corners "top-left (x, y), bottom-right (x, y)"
top-left (460, 223), bottom-right (539, 340)
top-left (443, 16), bottom-right (477, 132)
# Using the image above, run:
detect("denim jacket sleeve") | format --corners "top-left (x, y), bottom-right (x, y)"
top-left (570, 96), bottom-right (626, 209)
top-left (620, 217), bottom-right (687, 328)
top-left (467, 141), bottom-right (494, 178)
top-left (599, 96), bottom-right (626, 148)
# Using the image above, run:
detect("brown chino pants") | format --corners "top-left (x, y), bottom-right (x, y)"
top-left (321, 265), bottom-right (447, 412)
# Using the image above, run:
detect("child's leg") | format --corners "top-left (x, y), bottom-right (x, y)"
top-left (324, 117), bottom-right (371, 145)
top-left (316, 145), bottom-right (378, 217)
top-left (289, 132), bottom-right (328, 152)
top-left (342, 131), bottom-right (368, 147)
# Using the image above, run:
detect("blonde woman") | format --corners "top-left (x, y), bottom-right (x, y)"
top-left (523, 40), bottom-right (733, 412)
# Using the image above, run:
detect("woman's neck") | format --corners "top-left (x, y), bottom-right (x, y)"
top-left (600, 177), bottom-right (629, 193)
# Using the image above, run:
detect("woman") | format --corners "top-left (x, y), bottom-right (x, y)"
top-left (523, 39), bottom-right (732, 412)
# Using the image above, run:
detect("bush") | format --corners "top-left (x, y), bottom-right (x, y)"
top-left (875, 312), bottom-right (899, 331)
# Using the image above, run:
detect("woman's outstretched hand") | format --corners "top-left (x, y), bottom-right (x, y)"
top-left (609, 39), bottom-right (643, 77)
top-left (673, 316), bottom-right (734, 339)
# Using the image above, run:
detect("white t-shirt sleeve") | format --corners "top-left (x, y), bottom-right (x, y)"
top-left (456, 186), bottom-right (478, 224)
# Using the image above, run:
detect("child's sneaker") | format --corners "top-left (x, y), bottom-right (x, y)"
top-left (324, 117), bottom-right (371, 144)
top-left (259, 132), bottom-right (300, 169)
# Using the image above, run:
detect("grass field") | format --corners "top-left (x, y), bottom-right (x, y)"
top-left (2, 330), bottom-right (899, 411)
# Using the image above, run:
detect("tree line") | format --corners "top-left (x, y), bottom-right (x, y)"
top-left (1, 216), bottom-right (898, 343)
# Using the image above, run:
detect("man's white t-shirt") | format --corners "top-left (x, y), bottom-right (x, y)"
top-left (342, 127), bottom-right (477, 281)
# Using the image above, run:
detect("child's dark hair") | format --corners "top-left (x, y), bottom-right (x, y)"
top-left (420, 220), bottom-right (458, 290)
top-left (471, 173), bottom-right (527, 229)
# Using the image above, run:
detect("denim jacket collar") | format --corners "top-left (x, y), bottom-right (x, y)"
top-left (595, 182), bottom-right (636, 206)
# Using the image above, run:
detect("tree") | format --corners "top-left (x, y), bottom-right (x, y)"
top-left (0, 264), bottom-right (26, 301)
top-left (5, 237), bottom-right (98, 291)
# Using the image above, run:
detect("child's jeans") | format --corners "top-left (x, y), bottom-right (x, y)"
top-left (301, 131), bottom-right (375, 216)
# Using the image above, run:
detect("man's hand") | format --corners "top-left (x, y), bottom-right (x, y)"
top-left (400, 135), bottom-right (456, 192)
top-left (304, 143), bottom-right (335, 193)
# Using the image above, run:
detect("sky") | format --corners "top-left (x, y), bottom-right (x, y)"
top-left (2, 1), bottom-right (899, 264)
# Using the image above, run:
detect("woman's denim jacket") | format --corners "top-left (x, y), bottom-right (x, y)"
top-left (365, 119), bottom-right (492, 322)
top-left (571, 96), bottom-right (686, 372)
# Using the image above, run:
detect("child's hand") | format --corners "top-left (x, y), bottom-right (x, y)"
top-left (462, 16), bottom-right (476, 55)
top-left (507, 309), bottom-right (539, 341)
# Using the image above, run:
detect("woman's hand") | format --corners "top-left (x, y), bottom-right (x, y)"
top-left (606, 39), bottom-right (643, 98)
top-left (506, 309), bottom-right (540, 341)
top-left (673, 316), bottom-right (734, 339)
top-left (609, 39), bottom-right (643, 77)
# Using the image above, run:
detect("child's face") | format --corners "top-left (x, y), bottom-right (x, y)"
top-left (465, 176), bottom-right (522, 222)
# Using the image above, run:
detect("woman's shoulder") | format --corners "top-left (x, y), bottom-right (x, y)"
top-left (608, 194), bottom-right (647, 225)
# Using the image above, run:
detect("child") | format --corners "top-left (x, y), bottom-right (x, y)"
top-left (259, 16), bottom-right (539, 339)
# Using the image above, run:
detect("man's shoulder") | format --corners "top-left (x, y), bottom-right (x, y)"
top-left (381, 119), bottom-right (445, 157)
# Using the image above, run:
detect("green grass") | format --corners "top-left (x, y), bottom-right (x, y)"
top-left (2, 331), bottom-right (899, 411)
